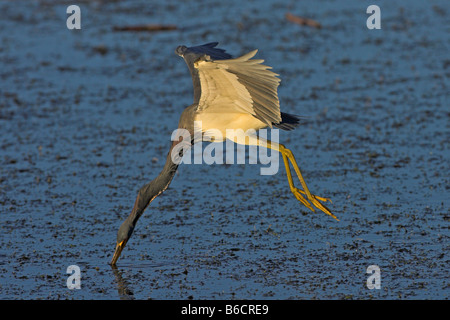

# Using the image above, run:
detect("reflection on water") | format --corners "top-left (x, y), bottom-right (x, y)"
top-left (110, 260), bottom-right (177, 300)
top-left (111, 265), bottom-right (135, 300)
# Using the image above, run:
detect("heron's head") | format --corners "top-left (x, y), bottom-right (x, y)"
top-left (110, 218), bottom-right (135, 265)
top-left (175, 45), bottom-right (187, 57)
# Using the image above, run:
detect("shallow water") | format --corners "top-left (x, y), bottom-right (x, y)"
top-left (0, 0), bottom-right (448, 299)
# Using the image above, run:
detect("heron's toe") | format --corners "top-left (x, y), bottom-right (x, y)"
top-left (310, 198), bottom-right (339, 221)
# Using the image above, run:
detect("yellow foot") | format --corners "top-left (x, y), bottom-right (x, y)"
top-left (294, 187), bottom-right (332, 203)
top-left (291, 187), bottom-right (315, 212)
top-left (291, 187), bottom-right (339, 221)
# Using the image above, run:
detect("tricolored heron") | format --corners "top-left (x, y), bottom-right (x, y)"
top-left (110, 43), bottom-right (337, 265)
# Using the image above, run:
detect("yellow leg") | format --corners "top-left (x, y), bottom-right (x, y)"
top-left (279, 149), bottom-right (315, 210)
top-left (280, 149), bottom-right (330, 202)
top-left (262, 139), bottom-right (338, 221)
top-left (279, 144), bottom-right (338, 220)
top-left (227, 133), bottom-right (338, 221)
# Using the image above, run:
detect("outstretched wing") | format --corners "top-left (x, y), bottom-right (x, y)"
top-left (176, 42), bottom-right (233, 103)
top-left (194, 49), bottom-right (282, 127)
top-left (176, 43), bottom-right (291, 128)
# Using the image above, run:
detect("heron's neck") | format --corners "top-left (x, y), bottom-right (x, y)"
top-left (128, 141), bottom-right (181, 226)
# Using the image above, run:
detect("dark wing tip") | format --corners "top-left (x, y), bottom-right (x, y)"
top-left (273, 112), bottom-right (303, 131)
top-left (175, 42), bottom-right (233, 60)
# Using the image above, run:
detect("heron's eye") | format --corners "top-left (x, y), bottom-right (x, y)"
top-left (175, 45), bottom-right (187, 56)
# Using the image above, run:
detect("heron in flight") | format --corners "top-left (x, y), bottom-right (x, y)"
top-left (110, 42), bottom-right (337, 265)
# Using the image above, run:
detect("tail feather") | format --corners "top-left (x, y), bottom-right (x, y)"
top-left (273, 112), bottom-right (302, 131)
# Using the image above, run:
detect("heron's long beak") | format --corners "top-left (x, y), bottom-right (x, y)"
top-left (110, 240), bottom-right (127, 265)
